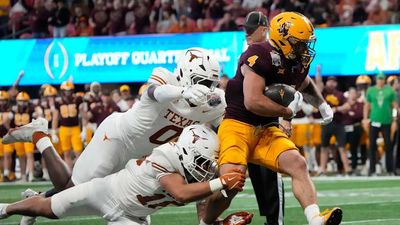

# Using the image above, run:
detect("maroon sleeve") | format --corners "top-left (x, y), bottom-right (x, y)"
top-left (241, 44), bottom-right (271, 80)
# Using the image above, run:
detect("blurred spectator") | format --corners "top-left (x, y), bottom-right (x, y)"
top-left (130, 1), bottom-right (150, 34)
top-left (363, 72), bottom-right (397, 176)
top-left (108, 0), bottom-right (127, 35)
top-left (156, 9), bottom-right (176, 33)
top-left (342, 87), bottom-right (364, 173)
top-left (71, 5), bottom-right (85, 28)
top-left (242, 0), bottom-right (262, 11)
top-left (320, 75), bottom-right (352, 175)
top-left (89, 0), bottom-right (109, 36)
top-left (30, 0), bottom-right (54, 38)
top-left (167, 14), bottom-right (195, 33)
top-left (113, 85), bottom-right (130, 112)
top-left (76, 16), bottom-right (93, 36)
top-left (206, 0), bottom-right (226, 20)
top-left (364, 1), bottom-right (389, 25)
top-left (125, 94), bottom-right (135, 109)
top-left (304, 0), bottom-right (336, 27)
top-left (0, 0), bottom-right (10, 37)
top-left (49, 0), bottom-right (70, 37)
top-left (213, 12), bottom-right (238, 32)
top-left (188, 0), bottom-right (204, 20)
top-left (175, 0), bottom-right (190, 18)
top-left (150, 0), bottom-right (177, 32)
top-left (352, 0), bottom-right (368, 25)
top-left (89, 90), bottom-right (120, 127)
top-left (225, 0), bottom-right (246, 18)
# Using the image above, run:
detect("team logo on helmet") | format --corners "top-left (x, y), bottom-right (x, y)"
top-left (278, 22), bottom-right (291, 37)
top-left (190, 128), bottom-right (208, 144)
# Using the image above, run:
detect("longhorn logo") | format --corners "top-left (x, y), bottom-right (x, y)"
top-left (279, 88), bottom-right (285, 100)
top-left (190, 128), bottom-right (208, 144)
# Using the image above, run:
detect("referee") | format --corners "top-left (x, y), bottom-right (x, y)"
top-left (242, 11), bottom-right (285, 225)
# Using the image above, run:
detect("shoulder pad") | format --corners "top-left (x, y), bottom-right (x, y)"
top-left (148, 67), bottom-right (179, 86)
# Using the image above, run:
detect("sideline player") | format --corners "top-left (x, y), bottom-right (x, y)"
top-left (55, 81), bottom-right (84, 169)
top-left (242, 11), bottom-right (285, 225)
top-left (0, 122), bottom-right (250, 225)
top-left (200, 12), bottom-right (342, 225)
top-left (4, 48), bottom-right (226, 195)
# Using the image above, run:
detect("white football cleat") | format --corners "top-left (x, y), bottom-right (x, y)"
top-left (20, 189), bottom-right (39, 225)
top-left (2, 118), bottom-right (48, 144)
top-left (0, 203), bottom-right (9, 219)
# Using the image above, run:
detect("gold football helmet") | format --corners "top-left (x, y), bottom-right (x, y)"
top-left (44, 85), bottom-right (58, 97)
top-left (16, 91), bottom-right (30, 101)
top-left (0, 90), bottom-right (9, 100)
top-left (269, 12), bottom-right (316, 67)
top-left (60, 81), bottom-right (75, 91)
top-left (355, 75), bottom-right (372, 85)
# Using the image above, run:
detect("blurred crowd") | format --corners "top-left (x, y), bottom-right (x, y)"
top-left (0, 0), bottom-right (399, 39)
top-left (0, 73), bottom-right (144, 182)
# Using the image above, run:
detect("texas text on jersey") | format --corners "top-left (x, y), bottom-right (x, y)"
top-left (225, 41), bottom-right (309, 126)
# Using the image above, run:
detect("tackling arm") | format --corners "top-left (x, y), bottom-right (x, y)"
top-left (160, 173), bottom-right (214, 203)
top-left (147, 84), bottom-right (185, 103)
top-left (242, 64), bottom-right (293, 118)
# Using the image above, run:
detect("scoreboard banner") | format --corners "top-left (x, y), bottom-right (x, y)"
top-left (0, 24), bottom-right (399, 86)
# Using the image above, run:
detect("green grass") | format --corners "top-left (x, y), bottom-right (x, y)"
top-left (1, 177), bottom-right (400, 224)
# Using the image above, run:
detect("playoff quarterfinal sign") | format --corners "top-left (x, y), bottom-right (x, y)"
top-left (0, 25), bottom-right (399, 86)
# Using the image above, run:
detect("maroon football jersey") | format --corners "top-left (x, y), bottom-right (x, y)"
top-left (11, 105), bottom-right (35, 128)
top-left (342, 101), bottom-right (364, 125)
top-left (322, 88), bottom-right (346, 124)
top-left (56, 96), bottom-right (83, 127)
top-left (0, 104), bottom-right (10, 137)
top-left (90, 102), bottom-right (120, 126)
top-left (225, 41), bottom-right (309, 126)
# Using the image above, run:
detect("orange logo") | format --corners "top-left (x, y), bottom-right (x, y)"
top-left (103, 134), bottom-right (110, 141)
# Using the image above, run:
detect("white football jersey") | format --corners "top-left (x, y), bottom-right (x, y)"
top-left (117, 67), bottom-right (226, 158)
top-left (110, 143), bottom-right (184, 218)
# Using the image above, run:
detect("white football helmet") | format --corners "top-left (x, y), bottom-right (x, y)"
top-left (175, 48), bottom-right (220, 91)
top-left (176, 124), bottom-right (219, 183)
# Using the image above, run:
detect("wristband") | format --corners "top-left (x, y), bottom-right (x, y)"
top-left (209, 178), bottom-right (224, 192)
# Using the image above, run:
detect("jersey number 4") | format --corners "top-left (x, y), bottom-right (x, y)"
top-left (247, 55), bottom-right (259, 67)
top-left (149, 125), bottom-right (183, 145)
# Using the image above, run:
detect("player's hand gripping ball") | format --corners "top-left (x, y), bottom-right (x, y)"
top-left (264, 83), bottom-right (296, 107)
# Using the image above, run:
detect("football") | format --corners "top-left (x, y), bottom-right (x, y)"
top-left (264, 83), bottom-right (296, 107)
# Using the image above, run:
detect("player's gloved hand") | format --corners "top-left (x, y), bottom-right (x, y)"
top-left (218, 211), bottom-right (254, 225)
top-left (286, 91), bottom-right (303, 118)
top-left (319, 102), bottom-right (334, 125)
top-left (219, 169), bottom-right (245, 192)
top-left (182, 84), bottom-right (210, 105)
top-left (50, 129), bottom-right (59, 144)
top-left (80, 128), bottom-right (87, 143)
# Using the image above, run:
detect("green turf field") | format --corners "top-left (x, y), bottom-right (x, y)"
top-left (1, 177), bottom-right (400, 225)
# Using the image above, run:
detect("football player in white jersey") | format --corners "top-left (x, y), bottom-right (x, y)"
top-left (3, 47), bottom-right (226, 192)
top-left (0, 123), bottom-right (251, 225)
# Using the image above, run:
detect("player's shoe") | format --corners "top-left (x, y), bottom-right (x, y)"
top-left (321, 207), bottom-right (342, 225)
top-left (20, 189), bottom-right (39, 225)
top-left (216, 211), bottom-right (253, 225)
top-left (2, 118), bottom-right (48, 144)
top-left (0, 203), bottom-right (9, 219)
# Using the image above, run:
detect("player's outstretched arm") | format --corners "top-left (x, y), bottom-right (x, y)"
top-left (147, 84), bottom-right (210, 104)
top-left (242, 64), bottom-right (293, 118)
top-left (0, 196), bottom-right (57, 220)
top-left (160, 171), bottom-right (245, 203)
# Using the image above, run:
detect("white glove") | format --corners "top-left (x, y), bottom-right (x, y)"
top-left (80, 128), bottom-right (87, 143)
top-left (319, 102), bottom-right (334, 125)
top-left (50, 129), bottom-right (59, 144)
top-left (182, 84), bottom-right (210, 105)
top-left (287, 91), bottom-right (303, 118)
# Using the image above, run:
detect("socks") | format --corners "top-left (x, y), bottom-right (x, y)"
top-left (304, 204), bottom-right (321, 225)
top-left (3, 169), bottom-right (9, 176)
top-left (199, 219), bottom-right (212, 225)
top-left (33, 132), bottom-right (52, 154)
